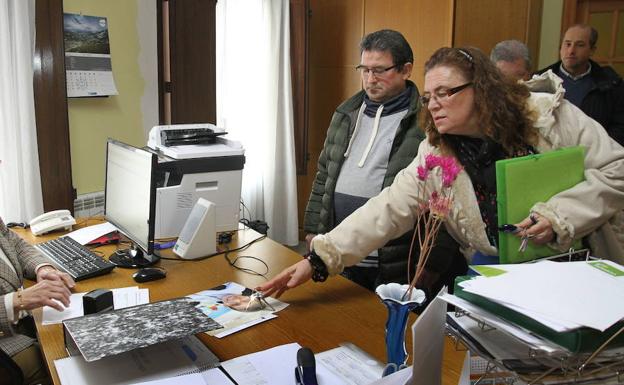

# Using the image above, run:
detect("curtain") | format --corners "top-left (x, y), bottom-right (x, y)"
top-left (0, 0), bottom-right (43, 223)
top-left (216, 0), bottom-right (299, 246)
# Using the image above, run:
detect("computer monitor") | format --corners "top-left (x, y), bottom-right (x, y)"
top-left (104, 139), bottom-right (160, 268)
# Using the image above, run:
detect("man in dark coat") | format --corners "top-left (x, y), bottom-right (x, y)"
top-left (538, 24), bottom-right (624, 146)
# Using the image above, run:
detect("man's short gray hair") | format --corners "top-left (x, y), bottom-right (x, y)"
top-left (359, 29), bottom-right (413, 70)
top-left (490, 39), bottom-right (531, 71)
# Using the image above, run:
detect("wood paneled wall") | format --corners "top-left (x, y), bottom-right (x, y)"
top-left (297, 0), bottom-right (454, 238)
top-left (454, 0), bottom-right (543, 72)
top-left (364, 0), bottom-right (455, 89)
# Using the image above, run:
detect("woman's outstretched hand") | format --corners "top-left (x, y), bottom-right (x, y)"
top-left (256, 259), bottom-right (313, 298)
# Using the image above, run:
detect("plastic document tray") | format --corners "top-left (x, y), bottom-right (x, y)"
top-left (496, 146), bottom-right (585, 263)
top-left (454, 276), bottom-right (624, 353)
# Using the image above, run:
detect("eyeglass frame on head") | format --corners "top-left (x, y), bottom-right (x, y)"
top-left (355, 63), bottom-right (402, 77)
top-left (419, 82), bottom-right (473, 106)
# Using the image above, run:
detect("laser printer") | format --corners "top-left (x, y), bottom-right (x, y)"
top-left (147, 124), bottom-right (245, 238)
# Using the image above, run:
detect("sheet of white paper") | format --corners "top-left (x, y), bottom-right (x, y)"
top-left (448, 312), bottom-right (538, 359)
top-left (366, 366), bottom-right (411, 385)
top-left (65, 222), bottom-right (117, 245)
top-left (457, 279), bottom-right (581, 332)
top-left (221, 343), bottom-right (301, 385)
top-left (222, 342), bottom-right (362, 385)
top-left (131, 369), bottom-right (234, 385)
top-left (213, 313), bottom-right (276, 338)
top-left (462, 261), bottom-right (624, 331)
top-left (439, 293), bottom-right (562, 354)
top-left (316, 344), bottom-right (383, 385)
top-left (411, 287), bottom-right (448, 385)
top-left (42, 287), bottom-right (148, 325)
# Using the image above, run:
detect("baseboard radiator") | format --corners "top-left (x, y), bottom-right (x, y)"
top-left (74, 191), bottom-right (104, 218)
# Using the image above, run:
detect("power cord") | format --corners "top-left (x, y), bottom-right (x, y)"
top-left (239, 218), bottom-right (269, 235)
top-left (159, 231), bottom-right (266, 262)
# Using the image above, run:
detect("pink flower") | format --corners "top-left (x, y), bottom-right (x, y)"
top-left (429, 193), bottom-right (452, 219)
top-left (439, 157), bottom-right (462, 187)
top-left (424, 154), bottom-right (441, 170)
top-left (416, 165), bottom-right (428, 180)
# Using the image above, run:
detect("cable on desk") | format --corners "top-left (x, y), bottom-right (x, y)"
top-left (223, 251), bottom-right (270, 280)
top-left (159, 232), bottom-right (267, 263)
top-left (154, 240), bottom-right (177, 250)
top-left (240, 199), bottom-right (252, 224)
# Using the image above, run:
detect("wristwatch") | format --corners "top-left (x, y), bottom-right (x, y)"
top-left (305, 250), bottom-right (329, 282)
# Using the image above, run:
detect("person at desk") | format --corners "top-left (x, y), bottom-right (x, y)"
top-left (0, 216), bottom-right (74, 385)
top-left (258, 47), bottom-right (624, 298)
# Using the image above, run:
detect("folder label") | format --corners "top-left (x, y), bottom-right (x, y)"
top-left (589, 261), bottom-right (624, 277)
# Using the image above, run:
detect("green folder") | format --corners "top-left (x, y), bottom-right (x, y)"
top-left (496, 146), bottom-right (585, 263)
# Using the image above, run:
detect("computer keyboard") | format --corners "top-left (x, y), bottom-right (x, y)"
top-left (35, 237), bottom-right (115, 281)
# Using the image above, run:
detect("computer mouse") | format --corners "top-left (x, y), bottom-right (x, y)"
top-left (132, 267), bottom-right (167, 283)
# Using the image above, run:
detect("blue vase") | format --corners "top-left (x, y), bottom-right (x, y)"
top-left (375, 283), bottom-right (426, 377)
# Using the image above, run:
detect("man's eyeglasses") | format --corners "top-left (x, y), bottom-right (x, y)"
top-left (356, 64), bottom-right (401, 77)
top-left (420, 82), bottom-right (473, 106)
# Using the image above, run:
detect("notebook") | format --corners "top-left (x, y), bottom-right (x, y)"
top-left (54, 335), bottom-right (222, 385)
top-left (496, 146), bottom-right (585, 263)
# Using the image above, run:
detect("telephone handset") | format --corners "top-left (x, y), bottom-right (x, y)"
top-left (30, 210), bottom-right (76, 236)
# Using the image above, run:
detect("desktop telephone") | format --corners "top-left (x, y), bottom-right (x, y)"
top-left (30, 209), bottom-right (76, 236)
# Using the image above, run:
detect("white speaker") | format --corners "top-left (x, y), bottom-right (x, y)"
top-left (173, 198), bottom-right (216, 259)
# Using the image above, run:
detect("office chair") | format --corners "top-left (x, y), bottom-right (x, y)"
top-left (0, 349), bottom-right (23, 385)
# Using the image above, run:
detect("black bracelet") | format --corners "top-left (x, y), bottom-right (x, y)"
top-left (305, 250), bottom-right (329, 282)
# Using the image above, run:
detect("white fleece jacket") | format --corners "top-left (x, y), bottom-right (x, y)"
top-left (312, 70), bottom-right (624, 275)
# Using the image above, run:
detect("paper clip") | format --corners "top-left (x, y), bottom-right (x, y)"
top-left (249, 291), bottom-right (275, 312)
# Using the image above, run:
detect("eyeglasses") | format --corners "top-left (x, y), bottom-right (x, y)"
top-left (356, 64), bottom-right (401, 77)
top-left (420, 82), bottom-right (473, 106)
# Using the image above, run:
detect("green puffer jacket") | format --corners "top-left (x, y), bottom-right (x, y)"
top-left (304, 81), bottom-right (461, 284)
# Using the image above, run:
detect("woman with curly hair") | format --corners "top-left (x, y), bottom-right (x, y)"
top-left (259, 47), bottom-right (624, 298)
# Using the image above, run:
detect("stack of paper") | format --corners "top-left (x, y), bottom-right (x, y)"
top-left (459, 260), bottom-right (624, 332)
top-left (441, 260), bottom-right (624, 384)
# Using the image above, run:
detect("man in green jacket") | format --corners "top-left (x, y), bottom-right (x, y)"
top-left (304, 29), bottom-right (463, 293)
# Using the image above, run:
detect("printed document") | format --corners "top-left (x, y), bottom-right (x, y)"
top-left (42, 286), bottom-right (149, 325)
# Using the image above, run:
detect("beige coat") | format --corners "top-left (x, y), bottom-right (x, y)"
top-left (0, 218), bottom-right (48, 356)
top-left (312, 71), bottom-right (624, 275)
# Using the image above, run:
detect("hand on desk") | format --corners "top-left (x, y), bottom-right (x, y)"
top-left (514, 212), bottom-right (554, 245)
top-left (256, 259), bottom-right (313, 298)
top-left (37, 265), bottom-right (75, 289)
top-left (17, 279), bottom-right (72, 312)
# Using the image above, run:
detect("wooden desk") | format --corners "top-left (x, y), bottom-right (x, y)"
top-left (14, 222), bottom-right (465, 384)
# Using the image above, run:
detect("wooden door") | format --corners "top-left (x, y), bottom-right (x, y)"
top-left (158, 0), bottom-right (217, 125)
top-left (454, 0), bottom-right (543, 72)
top-left (565, 0), bottom-right (624, 76)
top-left (33, 0), bottom-right (75, 213)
